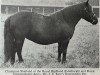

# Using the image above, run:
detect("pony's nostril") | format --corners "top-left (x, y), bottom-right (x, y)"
top-left (92, 19), bottom-right (98, 25)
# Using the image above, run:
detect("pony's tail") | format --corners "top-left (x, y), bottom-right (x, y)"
top-left (4, 17), bottom-right (14, 63)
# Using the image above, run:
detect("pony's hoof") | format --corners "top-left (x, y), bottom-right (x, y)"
top-left (62, 60), bottom-right (67, 64)
top-left (18, 60), bottom-right (24, 63)
top-left (10, 61), bottom-right (15, 65)
top-left (58, 59), bottom-right (61, 62)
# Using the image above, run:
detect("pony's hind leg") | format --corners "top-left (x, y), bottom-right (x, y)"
top-left (15, 39), bottom-right (25, 63)
top-left (10, 40), bottom-right (17, 65)
top-left (10, 49), bottom-right (16, 65)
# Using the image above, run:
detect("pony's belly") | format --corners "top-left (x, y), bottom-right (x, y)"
top-left (26, 36), bottom-right (59, 45)
top-left (27, 28), bottom-right (62, 45)
top-left (26, 32), bottom-right (71, 45)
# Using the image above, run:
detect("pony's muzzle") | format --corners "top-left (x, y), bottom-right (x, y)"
top-left (92, 14), bottom-right (98, 25)
top-left (92, 18), bottom-right (98, 25)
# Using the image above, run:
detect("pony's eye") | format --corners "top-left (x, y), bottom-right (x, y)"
top-left (84, 8), bottom-right (88, 13)
top-left (84, 8), bottom-right (86, 11)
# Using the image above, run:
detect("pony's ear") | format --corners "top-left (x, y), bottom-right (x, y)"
top-left (86, 0), bottom-right (89, 5)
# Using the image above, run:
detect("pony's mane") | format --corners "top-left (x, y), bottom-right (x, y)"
top-left (50, 2), bottom-right (86, 16)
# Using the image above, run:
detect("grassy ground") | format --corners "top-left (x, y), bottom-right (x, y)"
top-left (0, 14), bottom-right (99, 68)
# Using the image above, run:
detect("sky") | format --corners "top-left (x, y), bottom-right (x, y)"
top-left (1, 0), bottom-right (99, 6)
top-left (1, 0), bottom-right (71, 3)
top-left (1, 0), bottom-right (71, 5)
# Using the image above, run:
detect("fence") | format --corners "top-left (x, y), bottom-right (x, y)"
top-left (1, 5), bottom-right (99, 16)
top-left (1, 5), bottom-right (63, 15)
top-left (1, 5), bottom-right (99, 22)
top-left (92, 6), bottom-right (99, 18)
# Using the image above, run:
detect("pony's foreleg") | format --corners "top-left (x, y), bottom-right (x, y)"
top-left (15, 39), bottom-right (24, 63)
top-left (58, 43), bottom-right (63, 62)
top-left (62, 40), bottom-right (69, 64)
top-left (58, 40), bottom-right (69, 64)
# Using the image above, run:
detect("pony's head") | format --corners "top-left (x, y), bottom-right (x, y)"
top-left (81, 0), bottom-right (98, 25)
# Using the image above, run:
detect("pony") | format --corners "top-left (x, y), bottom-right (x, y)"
top-left (4, 0), bottom-right (98, 64)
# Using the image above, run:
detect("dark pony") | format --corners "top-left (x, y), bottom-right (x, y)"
top-left (4, 0), bottom-right (98, 64)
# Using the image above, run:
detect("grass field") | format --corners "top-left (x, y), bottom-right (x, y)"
top-left (0, 14), bottom-right (99, 68)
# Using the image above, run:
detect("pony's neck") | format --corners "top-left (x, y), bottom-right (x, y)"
top-left (61, 4), bottom-right (83, 28)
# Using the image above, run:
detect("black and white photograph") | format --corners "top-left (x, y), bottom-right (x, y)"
top-left (0, 0), bottom-right (99, 69)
